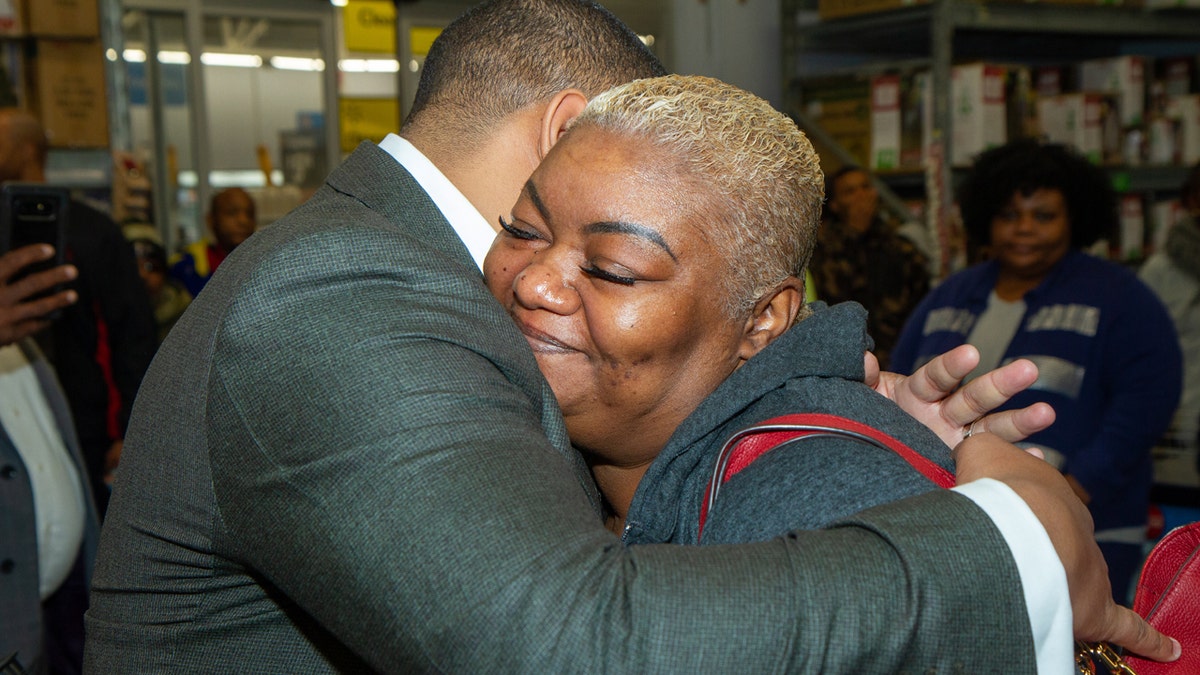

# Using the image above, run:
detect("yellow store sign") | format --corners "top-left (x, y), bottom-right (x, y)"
top-left (343, 0), bottom-right (395, 54)
top-left (340, 98), bottom-right (399, 152)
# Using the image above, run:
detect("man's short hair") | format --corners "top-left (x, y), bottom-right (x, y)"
top-left (404, 0), bottom-right (665, 146)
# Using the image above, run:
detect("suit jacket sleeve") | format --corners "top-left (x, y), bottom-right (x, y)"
top-left (200, 216), bottom-right (1034, 673)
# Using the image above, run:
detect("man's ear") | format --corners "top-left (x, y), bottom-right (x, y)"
top-left (738, 276), bottom-right (805, 361)
top-left (538, 89), bottom-right (588, 159)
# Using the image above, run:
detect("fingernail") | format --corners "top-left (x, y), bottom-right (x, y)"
top-left (65, 290), bottom-right (78, 304)
top-left (64, 265), bottom-right (78, 279)
top-left (1171, 638), bottom-right (1181, 660)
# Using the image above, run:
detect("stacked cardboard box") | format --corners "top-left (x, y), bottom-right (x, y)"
top-left (869, 73), bottom-right (926, 171)
top-left (0, 0), bottom-right (98, 37)
top-left (1080, 56), bottom-right (1146, 129)
top-left (1037, 92), bottom-right (1121, 164)
top-left (6, 0), bottom-right (108, 149)
top-left (25, 39), bottom-right (110, 149)
top-left (950, 63), bottom-right (1008, 166)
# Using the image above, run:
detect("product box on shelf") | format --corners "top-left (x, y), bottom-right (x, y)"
top-left (1158, 56), bottom-right (1196, 98)
top-left (801, 77), bottom-right (872, 172)
top-left (1118, 193), bottom-right (1146, 261)
top-left (24, 39), bottom-right (110, 148)
top-left (1150, 198), bottom-right (1184, 253)
top-left (1168, 94), bottom-right (1200, 166)
top-left (1080, 56), bottom-right (1146, 128)
top-left (817, 0), bottom-right (928, 21)
top-left (1143, 0), bottom-right (1200, 8)
top-left (1005, 65), bottom-right (1040, 141)
top-left (950, 63), bottom-right (1007, 166)
top-left (1037, 92), bottom-right (1121, 164)
top-left (869, 73), bottom-right (925, 171)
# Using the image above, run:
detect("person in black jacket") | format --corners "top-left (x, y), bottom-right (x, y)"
top-left (0, 108), bottom-right (157, 516)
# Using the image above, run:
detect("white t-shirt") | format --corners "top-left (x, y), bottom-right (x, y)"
top-left (0, 344), bottom-right (87, 600)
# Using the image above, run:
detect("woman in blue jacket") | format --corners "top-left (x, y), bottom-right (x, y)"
top-left (892, 139), bottom-right (1182, 602)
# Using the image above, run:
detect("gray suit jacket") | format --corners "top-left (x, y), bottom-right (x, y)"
top-left (1, 339), bottom-right (100, 670)
top-left (85, 143), bottom-right (1036, 673)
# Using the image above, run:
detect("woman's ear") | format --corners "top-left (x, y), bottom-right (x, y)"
top-left (538, 89), bottom-right (588, 159)
top-left (738, 276), bottom-right (805, 361)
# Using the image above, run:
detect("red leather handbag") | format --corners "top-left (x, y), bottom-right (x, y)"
top-left (1078, 521), bottom-right (1200, 674)
top-left (1123, 521), bottom-right (1200, 674)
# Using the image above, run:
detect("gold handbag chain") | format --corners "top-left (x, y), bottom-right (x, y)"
top-left (1076, 641), bottom-right (1138, 675)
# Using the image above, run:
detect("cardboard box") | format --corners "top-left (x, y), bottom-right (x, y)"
top-left (951, 63), bottom-right (1007, 166)
top-left (0, 0), bottom-right (24, 37)
top-left (1034, 66), bottom-right (1068, 98)
top-left (1006, 65), bottom-right (1040, 141)
top-left (801, 78), bottom-right (872, 172)
top-left (1168, 94), bottom-right (1200, 166)
top-left (1080, 56), bottom-right (1146, 128)
top-left (1149, 198), bottom-right (1184, 254)
top-left (1158, 57), bottom-right (1195, 98)
top-left (25, 0), bottom-right (98, 38)
top-left (870, 75), bottom-right (904, 170)
top-left (867, 72), bottom-right (927, 171)
top-left (818, 0), bottom-right (928, 20)
top-left (1037, 93), bottom-right (1120, 164)
top-left (26, 39), bottom-right (110, 148)
top-left (1118, 193), bottom-right (1145, 261)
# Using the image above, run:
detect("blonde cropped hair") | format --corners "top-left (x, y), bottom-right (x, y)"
top-left (569, 75), bottom-right (824, 317)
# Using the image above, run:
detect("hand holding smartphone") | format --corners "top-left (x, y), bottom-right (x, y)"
top-left (0, 183), bottom-right (77, 343)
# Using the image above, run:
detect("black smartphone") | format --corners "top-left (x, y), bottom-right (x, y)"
top-left (0, 182), bottom-right (70, 317)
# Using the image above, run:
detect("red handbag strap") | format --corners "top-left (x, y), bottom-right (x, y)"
top-left (698, 413), bottom-right (956, 538)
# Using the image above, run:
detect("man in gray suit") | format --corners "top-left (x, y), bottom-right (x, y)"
top-left (1, 243), bottom-right (99, 674)
top-left (86, 0), bottom-right (1176, 672)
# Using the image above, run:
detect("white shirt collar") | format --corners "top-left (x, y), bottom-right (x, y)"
top-left (377, 133), bottom-right (496, 271)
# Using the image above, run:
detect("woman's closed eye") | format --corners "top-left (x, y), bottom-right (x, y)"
top-left (498, 216), bottom-right (542, 241)
top-left (582, 264), bottom-right (636, 286)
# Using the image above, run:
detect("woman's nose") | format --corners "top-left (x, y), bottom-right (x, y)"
top-left (513, 262), bottom-right (580, 315)
top-left (1013, 212), bottom-right (1038, 232)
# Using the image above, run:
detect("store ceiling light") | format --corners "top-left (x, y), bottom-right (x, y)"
top-left (201, 52), bottom-right (263, 68)
top-left (339, 59), bottom-right (400, 73)
top-left (123, 49), bottom-right (147, 63)
top-left (158, 51), bottom-right (192, 65)
top-left (271, 56), bottom-right (325, 72)
top-left (330, 0), bottom-right (348, 6)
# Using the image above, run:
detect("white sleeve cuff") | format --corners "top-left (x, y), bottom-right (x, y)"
top-left (952, 478), bottom-right (1074, 674)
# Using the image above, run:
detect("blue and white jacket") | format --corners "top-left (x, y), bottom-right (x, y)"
top-left (893, 250), bottom-right (1182, 537)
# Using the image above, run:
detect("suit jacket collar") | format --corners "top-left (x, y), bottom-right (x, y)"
top-left (325, 142), bottom-right (477, 273)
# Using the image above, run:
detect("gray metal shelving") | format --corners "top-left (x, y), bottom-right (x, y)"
top-left (782, 0), bottom-right (1200, 268)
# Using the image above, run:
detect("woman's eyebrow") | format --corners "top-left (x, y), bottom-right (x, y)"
top-left (525, 179), bottom-right (550, 220)
top-left (585, 221), bottom-right (677, 262)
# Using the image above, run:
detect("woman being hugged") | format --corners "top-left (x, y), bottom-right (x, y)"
top-left (484, 76), bottom-right (1046, 546)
